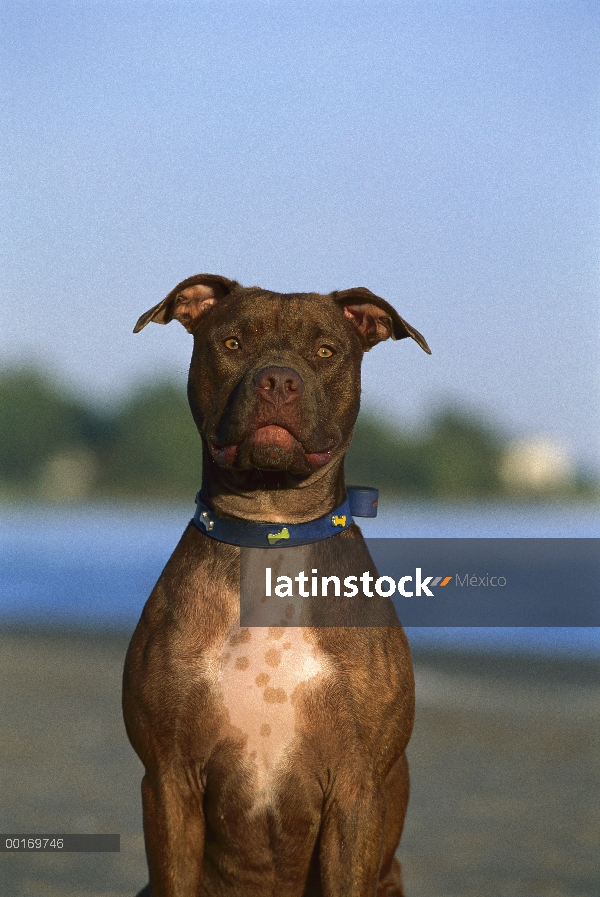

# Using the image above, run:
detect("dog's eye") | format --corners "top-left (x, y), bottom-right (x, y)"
top-left (317, 346), bottom-right (334, 358)
top-left (224, 338), bottom-right (240, 350)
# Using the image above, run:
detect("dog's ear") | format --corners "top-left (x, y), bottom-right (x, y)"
top-left (333, 287), bottom-right (431, 354)
top-left (134, 274), bottom-right (240, 334)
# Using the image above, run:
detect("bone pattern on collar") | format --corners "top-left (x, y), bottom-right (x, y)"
top-left (193, 486), bottom-right (378, 548)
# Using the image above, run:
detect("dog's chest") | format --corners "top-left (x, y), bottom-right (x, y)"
top-left (213, 625), bottom-right (332, 791)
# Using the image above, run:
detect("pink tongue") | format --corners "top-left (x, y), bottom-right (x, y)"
top-left (249, 425), bottom-right (298, 450)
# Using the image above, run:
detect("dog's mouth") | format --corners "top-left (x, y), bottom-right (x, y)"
top-left (210, 425), bottom-right (332, 471)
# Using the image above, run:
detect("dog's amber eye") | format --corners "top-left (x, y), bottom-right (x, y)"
top-left (317, 346), bottom-right (334, 358)
top-left (224, 338), bottom-right (240, 350)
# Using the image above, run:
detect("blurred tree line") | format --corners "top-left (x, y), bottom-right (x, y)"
top-left (0, 367), bottom-right (595, 503)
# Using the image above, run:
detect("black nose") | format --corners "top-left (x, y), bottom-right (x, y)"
top-left (254, 366), bottom-right (304, 404)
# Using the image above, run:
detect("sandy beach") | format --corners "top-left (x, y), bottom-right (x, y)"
top-left (0, 627), bottom-right (597, 897)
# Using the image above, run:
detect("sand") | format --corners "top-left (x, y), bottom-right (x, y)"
top-left (0, 628), bottom-right (598, 896)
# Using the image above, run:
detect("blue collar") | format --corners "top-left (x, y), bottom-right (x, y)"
top-left (193, 486), bottom-right (378, 548)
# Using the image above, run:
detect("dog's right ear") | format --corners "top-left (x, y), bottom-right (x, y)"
top-left (133, 274), bottom-right (240, 334)
top-left (333, 287), bottom-right (431, 354)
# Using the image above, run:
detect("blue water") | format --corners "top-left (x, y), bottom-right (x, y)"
top-left (1, 502), bottom-right (598, 657)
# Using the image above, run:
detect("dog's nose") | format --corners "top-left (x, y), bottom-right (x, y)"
top-left (254, 366), bottom-right (304, 404)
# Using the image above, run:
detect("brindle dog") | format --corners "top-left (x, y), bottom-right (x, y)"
top-left (123, 274), bottom-right (430, 897)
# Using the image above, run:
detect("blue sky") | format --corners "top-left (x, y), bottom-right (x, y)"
top-left (2, 1), bottom-right (598, 469)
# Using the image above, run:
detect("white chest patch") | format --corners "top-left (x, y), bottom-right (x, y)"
top-left (216, 625), bottom-right (331, 793)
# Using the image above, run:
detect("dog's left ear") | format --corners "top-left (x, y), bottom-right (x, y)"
top-left (333, 287), bottom-right (431, 354)
top-left (133, 274), bottom-right (240, 334)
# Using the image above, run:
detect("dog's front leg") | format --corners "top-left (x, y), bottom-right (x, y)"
top-left (140, 769), bottom-right (205, 897)
top-left (319, 770), bottom-right (387, 897)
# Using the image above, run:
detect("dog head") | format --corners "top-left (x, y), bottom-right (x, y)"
top-left (135, 274), bottom-right (430, 484)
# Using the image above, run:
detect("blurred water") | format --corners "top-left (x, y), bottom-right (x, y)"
top-left (0, 501), bottom-right (598, 656)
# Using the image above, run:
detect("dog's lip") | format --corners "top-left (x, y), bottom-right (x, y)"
top-left (246, 425), bottom-right (299, 451)
top-left (210, 425), bottom-right (333, 466)
top-left (304, 450), bottom-right (332, 468)
top-left (209, 443), bottom-right (239, 465)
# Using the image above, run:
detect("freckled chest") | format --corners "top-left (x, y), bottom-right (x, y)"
top-left (215, 625), bottom-right (332, 791)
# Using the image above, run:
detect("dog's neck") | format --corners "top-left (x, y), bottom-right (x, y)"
top-left (200, 456), bottom-right (347, 524)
